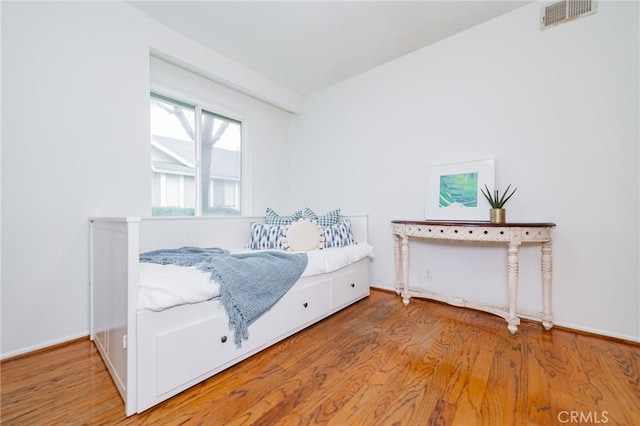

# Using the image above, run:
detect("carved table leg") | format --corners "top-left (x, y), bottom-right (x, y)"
top-left (541, 241), bottom-right (554, 330)
top-left (393, 234), bottom-right (402, 295)
top-left (401, 234), bottom-right (410, 305)
top-left (507, 240), bottom-right (521, 334)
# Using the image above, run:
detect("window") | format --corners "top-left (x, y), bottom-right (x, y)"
top-left (150, 93), bottom-right (242, 216)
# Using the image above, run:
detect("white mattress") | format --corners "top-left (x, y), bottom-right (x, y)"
top-left (138, 243), bottom-right (374, 312)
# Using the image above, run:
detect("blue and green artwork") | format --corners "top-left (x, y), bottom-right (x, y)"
top-left (439, 172), bottom-right (478, 208)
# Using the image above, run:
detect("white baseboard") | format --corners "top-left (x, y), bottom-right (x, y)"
top-left (553, 321), bottom-right (640, 344)
top-left (372, 285), bottom-right (640, 344)
top-left (3, 297), bottom-right (638, 361)
top-left (0, 331), bottom-right (90, 361)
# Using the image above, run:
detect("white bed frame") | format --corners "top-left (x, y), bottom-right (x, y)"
top-left (89, 215), bottom-right (370, 416)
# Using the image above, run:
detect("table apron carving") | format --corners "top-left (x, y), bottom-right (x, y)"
top-left (391, 220), bottom-right (556, 334)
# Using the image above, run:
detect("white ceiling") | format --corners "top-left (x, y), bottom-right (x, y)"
top-left (128, 1), bottom-right (530, 95)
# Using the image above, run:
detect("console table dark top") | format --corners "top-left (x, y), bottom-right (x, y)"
top-left (391, 220), bottom-right (556, 227)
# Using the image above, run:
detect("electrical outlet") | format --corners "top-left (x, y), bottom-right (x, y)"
top-left (425, 269), bottom-right (432, 282)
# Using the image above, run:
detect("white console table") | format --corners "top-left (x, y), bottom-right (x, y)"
top-left (391, 220), bottom-right (556, 334)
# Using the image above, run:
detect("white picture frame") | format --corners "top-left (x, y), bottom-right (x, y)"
top-left (425, 158), bottom-right (496, 221)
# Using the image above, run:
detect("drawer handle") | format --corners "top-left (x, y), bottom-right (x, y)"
top-left (303, 302), bottom-right (308, 308)
top-left (221, 335), bottom-right (228, 343)
top-left (350, 283), bottom-right (355, 288)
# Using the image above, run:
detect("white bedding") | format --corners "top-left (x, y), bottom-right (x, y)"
top-left (138, 243), bottom-right (374, 312)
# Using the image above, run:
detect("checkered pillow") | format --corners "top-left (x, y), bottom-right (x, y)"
top-left (249, 222), bottom-right (287, 250)
top-left (265, 208), bottom-right (303, 225)
top-left (323, 219), bottom-right (356, 248)
top-left (302, 207), bottom-right (341, 227)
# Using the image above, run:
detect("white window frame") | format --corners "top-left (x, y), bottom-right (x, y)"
top-left (150, 86), bottom-right (249, 216)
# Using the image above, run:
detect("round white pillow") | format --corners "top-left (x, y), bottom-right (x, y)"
top-left (283, 220), bottom-right (325, 251)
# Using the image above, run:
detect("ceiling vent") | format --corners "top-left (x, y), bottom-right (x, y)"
top-left (540, 0), bottom-right (597, 30)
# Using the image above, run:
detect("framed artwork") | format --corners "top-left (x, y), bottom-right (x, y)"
top-left (425, 158), bottom-right (495, 221)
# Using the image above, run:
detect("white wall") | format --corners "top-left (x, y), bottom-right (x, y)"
top-left (290, 1), bottom-right (640, 341)
top-left (2, 1), bottom-right (638, 358)
top-left (1, 2), bottom-right (294, 358)
top-left (1, 1), bottom-right (150, 357)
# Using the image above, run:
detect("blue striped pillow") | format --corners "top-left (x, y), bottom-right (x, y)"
top-left (323, 219), bottom-right (356, 248)
top-left (249, 222), bottom-right (287, 250)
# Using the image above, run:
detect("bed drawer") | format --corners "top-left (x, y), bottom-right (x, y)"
top-left (331, 263), bottom-right (370, 309)
top-left (154, 307), bottom-right (275, 397)
top-left (156, 313), bottom-right (239, 395)
top-left (269, 278), bottom-right (331, 338)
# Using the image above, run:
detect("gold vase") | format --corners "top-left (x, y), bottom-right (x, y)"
top-left (490, 208), bottom-right (506, 224)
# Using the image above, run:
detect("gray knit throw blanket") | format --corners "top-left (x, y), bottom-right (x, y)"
top-left (140, 247), bottom-right (308, 345)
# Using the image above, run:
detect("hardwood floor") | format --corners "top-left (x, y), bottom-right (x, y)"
top-left (2, 290), bottom-right (639, 425)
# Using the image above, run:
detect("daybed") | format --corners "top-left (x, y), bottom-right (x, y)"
top-left (89, 214), bottom-right (372, 416)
